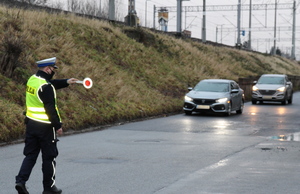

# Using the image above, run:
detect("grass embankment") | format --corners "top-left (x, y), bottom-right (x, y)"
top-left (0, 5), bottom-right (299, 142)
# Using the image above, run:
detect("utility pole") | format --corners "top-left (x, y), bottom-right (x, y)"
top-left (273, 0), bottom-right (277, 55)
top-left (237, 0), bottom-right (241, 48)
top-left (108, 0), bottom-right (115, 21)
top-left (202, 0), bottom-right (206, 43)
top-left (153, 5), bottom-right (156, 29)
top-left (99, 0), bottom-right (102, 16)
top-left (185, 8), bottom-right (187, 30)
top-left (291, 0), bottom-right (296, 59)
top-left (221, 25), bottom-right (223, 44)
top-left (248, 0), bottom-right (252, 50)
top-left (216, 26), bottom-right (218, 43)
top-left (145, 0), bottom-right (151, 27)
top-left (177, 0), bottom-right (182, 34)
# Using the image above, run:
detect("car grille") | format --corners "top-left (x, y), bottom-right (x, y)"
top-left (259, 90), bottom-right (276, 95)
top-left (193, 99), bottom-right (216, 105)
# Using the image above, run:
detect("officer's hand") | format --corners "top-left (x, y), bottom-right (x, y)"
top-left (67, 78), bottom-right (79, 84)
top-left (57, 128), bottom-right (63, 135)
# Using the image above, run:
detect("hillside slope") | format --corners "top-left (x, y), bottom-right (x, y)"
top-left (0, 5), bottom-right (299, 142)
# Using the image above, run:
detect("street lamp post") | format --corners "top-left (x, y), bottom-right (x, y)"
top-left (145, 0), bottom-right (151, 27)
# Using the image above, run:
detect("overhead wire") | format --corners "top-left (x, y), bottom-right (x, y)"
top-left (53, 0), bottom-right (298, 57)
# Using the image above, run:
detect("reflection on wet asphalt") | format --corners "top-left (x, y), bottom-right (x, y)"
top-left (110, 93), bottom-right (300, 141)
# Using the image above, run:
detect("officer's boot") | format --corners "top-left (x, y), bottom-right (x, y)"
top-left (42, 185), bottom-right (62, 194)
top-left (15, 183), bottom-right (29, 194)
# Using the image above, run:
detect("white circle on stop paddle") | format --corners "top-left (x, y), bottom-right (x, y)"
top-left (83, 77), bottom-right (93, 89)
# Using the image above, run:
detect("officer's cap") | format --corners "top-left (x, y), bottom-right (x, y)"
top-left (36, 57), bottom-right (58, 69)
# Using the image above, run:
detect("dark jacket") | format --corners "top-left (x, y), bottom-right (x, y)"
top-left (35, 70), bottom-right (69, 130)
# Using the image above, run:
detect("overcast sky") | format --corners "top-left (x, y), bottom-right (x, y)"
top-left (49, 0), bottom-right (299, 59)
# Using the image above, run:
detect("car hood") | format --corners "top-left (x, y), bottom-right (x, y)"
top-left (187, 91), bottom-right (228, 99)
top-left (255, 84), bottom-right (283, 90)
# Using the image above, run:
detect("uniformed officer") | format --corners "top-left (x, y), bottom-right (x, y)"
top-left (15, 57), bottom-right (78, 194)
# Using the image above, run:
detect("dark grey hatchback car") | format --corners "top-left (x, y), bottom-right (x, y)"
top-left (251, 74), bottom-right (293, 105)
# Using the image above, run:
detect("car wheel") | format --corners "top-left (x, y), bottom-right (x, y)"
top-left (236, 100), bottom-right (244, 114)
top-left (224, 103), bottom-right (231, 116)
top-left (252, 99), bottom-right (257, 104)
top-left (185, 111), bottom-right (192, 115)
top-left (288, 93), bottom-right (293, 104)
top-left (281, 95), bottom-right (287, 105)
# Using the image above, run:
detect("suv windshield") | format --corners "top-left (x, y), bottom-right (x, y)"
top-left (194, 82), bottom-right (229, 92)
top-left (258, 76), bottom-right (284, 85)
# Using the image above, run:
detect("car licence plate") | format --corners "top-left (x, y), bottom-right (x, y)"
top-left (197, 105), bottom-right (210, 109)
top-left (263, 96), bottom-right (272, 99)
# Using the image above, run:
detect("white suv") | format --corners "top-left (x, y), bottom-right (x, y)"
top-left (252, 74), bottom-right (293, 105)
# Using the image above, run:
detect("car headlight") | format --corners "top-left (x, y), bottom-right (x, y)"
top-left (185, 96), bottom-right (193, 102)
top-left (277, 87), bottom-right (285, 92)
top-left (252, 85), bottom-right (258, 91)
top-left (216, 97), bottom-right (228, 103)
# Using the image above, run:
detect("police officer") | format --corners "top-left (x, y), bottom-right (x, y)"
top-left (15, 57), bottom-right (78, 194)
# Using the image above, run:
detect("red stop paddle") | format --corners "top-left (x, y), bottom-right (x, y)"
top-left (75, 77), bottom-right (93, 89)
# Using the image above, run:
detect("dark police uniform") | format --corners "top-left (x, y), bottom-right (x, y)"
top-left (16, 57), bottom-right (69, 193)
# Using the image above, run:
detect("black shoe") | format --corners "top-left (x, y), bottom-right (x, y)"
top-left (15, 183), bottom-right (29, 194)
top-left (42, 185), bottom-right (62, 194)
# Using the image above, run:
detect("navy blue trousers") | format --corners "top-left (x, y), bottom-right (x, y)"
top-left (16, 119), bottom-right (59, 190)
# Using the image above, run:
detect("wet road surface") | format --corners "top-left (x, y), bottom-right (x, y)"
top-left (1, 92), bottom-right (300, 194)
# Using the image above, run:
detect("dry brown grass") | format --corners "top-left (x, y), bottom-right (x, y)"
top-left (0, 5), bottom-right (299, 142)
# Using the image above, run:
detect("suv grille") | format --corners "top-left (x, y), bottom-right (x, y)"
top-left (193, 99), bottom-right (216, 105)
top-left (259, 90), bottom-right (276, 95)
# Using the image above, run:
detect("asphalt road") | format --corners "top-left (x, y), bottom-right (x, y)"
top-left (2, 92), bottom-right (300, 194)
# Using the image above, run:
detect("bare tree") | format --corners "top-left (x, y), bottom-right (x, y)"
top-left (19, 0), bottom-right (32, 3)
top-left (115, 0), bottom-right (124, 21)
top-left (66, 0), bottom-right (110, 18)
top-left (68, 0), bottom-right (81, 13)
top-left (31, 0), bottom-right (47, 5)
top-left (101, 0), bottom-right (109, 19)
top-left (51, 0), bottom-right (64, 10)
top-left (81, 0), bottom-right (97, 16)
top-left (95, 4), bottom-right (103, 17)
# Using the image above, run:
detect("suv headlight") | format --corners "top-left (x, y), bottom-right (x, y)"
top-left (277, 87), bottom-right (285, 92)
top-left (185, 96), bottom-right (193, 102)
top-left (252, 85), bottom-right (259, 91)
top-left (216, 97), bottom-right (228, 103)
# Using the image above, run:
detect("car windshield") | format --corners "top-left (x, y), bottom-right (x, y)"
top-left (258, 76), bottom-right (284, 84)
top-left (194, 82), bottom-right (229, 92)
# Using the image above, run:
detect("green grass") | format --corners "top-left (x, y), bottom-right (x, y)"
top-left (0, 6), bottom-right (300, 142)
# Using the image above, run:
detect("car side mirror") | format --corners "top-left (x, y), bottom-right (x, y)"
top-left (286, 81), bottom-right (292, 85)
top-left (231, 89), bottom-right (239, 93)
top-left (188, 87), bottom-right (193, 91)
top-left (253, 81), bottom-right (257, 85)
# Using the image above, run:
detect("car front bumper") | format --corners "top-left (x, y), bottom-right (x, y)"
top-left (252, 90), bottom-right (285, 101)
top-left (183, 101), bottom-right (230, 113)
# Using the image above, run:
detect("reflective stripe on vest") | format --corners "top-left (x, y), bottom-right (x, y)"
top-left (26, 75), bottom-right (61, 124)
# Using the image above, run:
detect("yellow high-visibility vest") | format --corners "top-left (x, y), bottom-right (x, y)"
top-left (26, 75), bottom-right (61, 124)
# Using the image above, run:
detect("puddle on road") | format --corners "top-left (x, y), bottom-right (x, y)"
top-left (268, 132), bottom-right (300, 142)
top-left (256, 143), bottom-right (288, 151)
